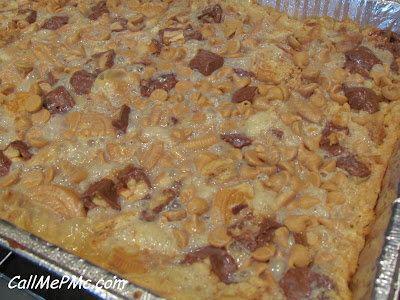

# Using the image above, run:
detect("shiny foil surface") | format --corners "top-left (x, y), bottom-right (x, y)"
top-left (259, 0), bottom-right (400, 33)
top-left (372, 198), bottom-right (400, 300)
top-left (0, 219), bottom-right (163, 300)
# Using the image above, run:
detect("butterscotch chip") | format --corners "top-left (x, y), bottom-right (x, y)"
top-left (186, 197), bottom-right (209, 215)
top-left (0, 171), bottom-right (20, 187)
top-left (183, 215), bottom-right (206, 234)
top-left (150, 89), bottom-right (168, 101)
top-left (44, 167), bottom-right (55, 184)
top-left (173, 229), bottom-right (188, 249)
top-left (21, 170), bottom-right (43, 188)
top-left (27, 128), bottom-right (48, 148)
top-left (208, 227), bottom-right (232, 247)
top-left (25, 95), bottom-right (43, 113)
top-left (70, 171), bottom-right (88, 184)
top-left (31, 109), bottom-right (51, 125)
top-left (252, 244), bottom-right (275, 261)
top-left (175, 80), bottom-right (194, 93)
top-left (177, 66), bottom-right (193, 78)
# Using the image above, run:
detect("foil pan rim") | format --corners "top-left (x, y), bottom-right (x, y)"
top-left (258, 0), bottom-right (400, 33)
top-left (0, 219), bottom-right (165, 300)
top-left (372, 198), bottom-right (400, 300)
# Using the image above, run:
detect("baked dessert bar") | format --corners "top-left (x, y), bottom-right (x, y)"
top-left (1, 0), bottom-right (400, 299)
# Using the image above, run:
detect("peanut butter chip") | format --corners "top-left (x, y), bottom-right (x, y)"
top-left (208, 227), bottom-right (232, 247)
top-left (252, 244), bottom-right (275, 261)
top-left (25, 95), bottom-right (43, 112)
top-left (150, 89), bottom-right (168, 101)
top-left (31, 109), bottom-right (51, 125)
top-left (21, 170), bottom-right (43, 188)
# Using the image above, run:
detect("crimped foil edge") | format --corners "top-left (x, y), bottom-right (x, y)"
top-left (258, 0), bottom-right (400, 33)
top-left (0, 219), bottom-right (163, 300)
top-left (372, 198), bottom-right (400, 299)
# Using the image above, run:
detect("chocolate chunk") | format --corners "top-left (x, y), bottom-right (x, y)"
top-left (0, 150), bottom-right (12, 177)
top-left (336, 154), bottom-right (371, 178)
top-left (391, 59), bottom-right (399, 74)
top-left (255, 218), bottom-right (282, 247)
top-left (93, 49), bottom-right (116, 69)
top-left (149, 39), bottom-right (162, 55)
top-left (209, 249), bottom-right (237, 284)
top-left (42, 16), bottom-right (69, 30)
top-left (140, 74), bottom-right (178, 97)
top-left (232, 203), bottom-right (248, 215)
top-left (233, 68), bottom-right (255, 78)
top-left (181, 246), bottom-right (237, 284)
top-left (185, 24), bottom-right (194, 31)
top-left (293, 232), bottom-right (307, 246)
top-left (140, 189), bottom-right (177, 222)
top-left (198, 4), bottom-right (223, 23)
top-left (118, 164), bottom-right (151, 189)
top-left (232, 230), bottom-right (259, 251)
top-left (322, 122), bottom-right (350, 136)
top-left (159, 28), bottom-right (184, 45)
top-left (232, 218), bottom-right (282, 252)
top-left (154, 74), bottom-right (178, 91)
top-left (70, 70), bottom-right (97, 95)
top-left (88, 0), bottom-right (109, 20)
top-left (345, 46), bottom-right (382, 71)
top-left (189, 49), bottom-right (224, 76)
top-left (319, 122), bottom-right (349, 156)
top-left (343, 85), bottom-right (379, 114)
top-left (279, 267), bottom-right (335, 300)
top-left (221, 133), bottom-right (252, 149)
top-left (185, 30), bottom-right (204, 41)
top-left (104, 50), bottom-right (116, 69)
top-left (81, 178), bottom-right (120, 210)
top-left (272, 129), bottom-right (284, 139)
top-left (7, 239), bottom-right (26, 250)
top-left (44, 86), bottom-right (75, 114)
top-left (26, 10), bottom-right (37, 24)
top-left (9, 140), bottom-right (32, 160)
top-left (324, 144), bottom-right (345, 156)
top-left (335, 33), bottom-right (363, 53)
top-left (112, 104), bottom-right (131, 134)
top-left (343, 59), bottom-right (371, 79)
top-left (152, 189), bottom-right (176, 214)
top-left (385, 31), bottom-right (400, 56)
top-left (171, 117), bottom-right (178, 125)
top-left (140, 82), bottom-right (152, 97)
top-left (47, 71), bottom-right (58, 86)
top-left (181, 246), bottom-right (216, 264)
top-left (81, 197), bottom-right (98, 210)
top-left (139, 210), bottom-right (157, 222)
top-left (372, 30), bottom-right (400, 58)
top-left (232, 86), bottom-right (257, 103)
top-left (111, 17), bottom-right (128, 32)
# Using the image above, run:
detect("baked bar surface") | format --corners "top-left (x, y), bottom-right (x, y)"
top-left (0, 0), bottom-right (400, 299)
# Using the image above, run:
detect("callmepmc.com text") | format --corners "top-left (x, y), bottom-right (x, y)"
top-left (8, 275), bottom-right (128, 290)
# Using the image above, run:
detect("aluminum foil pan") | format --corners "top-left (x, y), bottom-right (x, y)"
top-left (259, 0), bottom-right (400, 33)
top-left (1, 1), bottom-right (400, 299)
top-left (373, 198), bottom-right (400, 299)
top-left (0, 219), bottom-right (163, 300)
